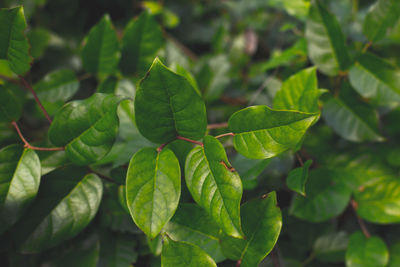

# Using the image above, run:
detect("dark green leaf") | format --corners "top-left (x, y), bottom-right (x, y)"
top-left (363, 0), bottom-right (400, 42)
top-left (314, 231), bottom-right (348, 263)
top-left (48, 93), bottom-right (123, 165)
top-left (82, 14), bottom-right (120, 74)
top-left (345, 231), bottom-right (389, 267)
top-left (98, 231), bottom-right (138, 267)
top-left (228, 105), bottom-right (319, 159)
top-left (305, 0), bottom-right (351, 76)
top-left (220, 192), bottom-right (282, 266)
top-left (0, 145), bottom-right (40, 233)
top-left (126, 147), bottom-right (181, 239)
top-left (286, 159), bottom-right (312, 196)
top-left (135, 58), bottom-right (207, 144)
top-left (119, 11), bottom-right (163, 76)
top-left (274, 67), bottom-right (321, 113)
top-left (27, 28), bottom-right (50, 58)
top-left (389, 243), bottom-right (400, 267)
top-left (0, 6), bottom-right (32, 74)
top-left (232, 154), bottom-right (271, 190)
top-left (185, 136), bottom-right (244, 238)
top-left (161, 235), bottom-right (217, 267)
top-left (164, 203), bottom-right (225, 263)
top-left (13, 167), bottom-right (103, 253)
top-left (349, 53), bottom-right (400, 106)
top-left (289, 168), bottom-right (351, 222)
top-left (0, 84), bottom-right (23, 122)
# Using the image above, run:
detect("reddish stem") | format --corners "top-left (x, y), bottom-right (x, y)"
top-left (351, 199), bottom-right (371, 238)
top-left (215, 132), bottom-right (235, 139)
top-left (296, 153), bottom-right (304, 166)
top-left (176, 136), bottom-right (203, 146)
top-left (19, 75), bottom-right (52, 124)
top-left (207, 122), bottom-right (228, 129)
top-left (11, 121), bottom-right (64, 151)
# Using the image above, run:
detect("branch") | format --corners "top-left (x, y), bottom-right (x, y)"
top-left (176, 136), bottom-right (203, 146)
top-left (215, 132), bottom-right (235, 139)
top-left (19, 75), bottom-right (52, 124)
top-left (0, 74), bottom-right (20, 85)
top-left (11, 121), bottom-right (64, 151)
top-left (351, 199), bottom-right (371, 238)
top-left (207, 122), bottom-right (228, 130)
top-left (296, 153), bottom-right (304, 166)
top-left (88, 167), bottom-right (119, 184)
top-left (362, 41), bottom-right (373, 53)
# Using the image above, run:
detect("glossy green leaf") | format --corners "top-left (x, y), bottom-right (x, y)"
top-left (82, 14), bottom-right (120, 74)
top-left (48, 93), bottom-right (123, 165)
top-left (0, 6), bottom-right (32, 74)
top-left (161, 235), bottom-right (217, 267)
top-left (126, 147), bottom-right (181, 239)
top-left (349, 53), bottom-right (400, 106)
top-left (0, 84), bottom-right (23, 122)
top-left (363, 0), bottom-right (400, 42)
top-left (219, 192), bottom-right (282, 266)
top-left (33, 69), bottom-right (79, 102)
top-left (13, 167), bottom-right (103, 253)
top-left (164, 203), bottom-right (225, 263)
top-left (228, 105), bottom-right (319, 159)
top-left (135, 58), bottom-right (207, 144)
top-left (119, 11), bottom-right (163, 76)
top-left (314, 231), bottom-right (348, 262)
top-left (0, 145), bottom-right (40, 233)
top-left (322, 83), bottom-right (383, 142)
top-left (98, 231), bottom-right (137, 267)
top-left (185, 136), bottom-right (243, 238)
top-left (274, 67), bottom-right (321, 113)
top-left (389, 243), bottom-right (400, 267)
top-left (286, 159), bottom-right (312, 196)
top-left (232, 154), bottom-right (271, 190)
top-left (305, 0), bottom-right (351, 76)
top-left (289, 168), bottom-right (351, 222)
top-left (346, 232), bottom-right (389, 267)
top-left (354, 175), bottom-right (400, 224)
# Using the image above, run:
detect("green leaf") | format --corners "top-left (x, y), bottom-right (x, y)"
top-left (286, 159), bottom-right (312, 196)
top-left (164, 203), bottom-right (225, 263)
top-left (219, 192), bottom-right (282, 266)
top-left (322, 83), bottom-right (384, 142)
top-left (82, 14), bottom-right (120, 74)
top-left (161, 235), bottom-right (217, 267)
top-left (119, 11), bottom-right (163, 76)
top-left (314, 231), bottom-right (348, 263)
top-left (135, 58), bottom-right (207, 144)
top-left (273, 67), bottom-right (321, 113)
top-left (185, 136), bottom-right (244, 238)
top-left (48, 93), bottom-right (123, 165)
top-left (305, 0), bottom-right (351, 76)
top-left (346, 232), bottom-right (389, 267)
top-left (0, 84), bottom-right (23, 122)
top-left (0, 6), bottom-right (32, 74)
top-left (228, 105), bottom-right (319, 159)
top-left (13, 167), bottom-right (103, 253)
top-left (126, 147), bottom-right (181, 239)
top-left (363, 0), bottom-right (400, 42)
top-left (289, 168), bottom-right (351, 222)
top-left (0, 145), bottom-right (40, 233)
top-left (389, 243), bottom-right (400, 267)
top-left (232, 154), bottom-right (271, 190)
top-left (354, 175), bottom-right (400, 223)
top-left (349, 53), bottom-right (400, 106)
top-left (33, 69), bottom-right (79, 102)
top-left (98, 231), bottom-right (138, 267)
top-left (27, 28), bottom-right (50, 58)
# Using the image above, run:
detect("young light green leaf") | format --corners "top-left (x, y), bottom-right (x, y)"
top-left (289, 168), bottom-right (351, 222)
top-left (286, 159), bottom-right (312, 196)
top-left (119, 11), bottom-right (163, 76)
top-left (48, 93), bottom-right (123, 165)
top-left (314, 231), bottom-right (348, 263)
top-left (354, 175), bottom-right (400, 224)
top-left (349, 53), bottom-right (400, 106)
top-left (363, 0), bottom-right (400, 42)
top-left (228, 105), bottom-right (319, 159)
top-left (0, 6), bottom-right (32, 74)
top-left (126, 147), bottom-right (181, 239)
top-left (322, 83), bottom-right (384, 142)
top-left (305, 0), bottom-right (351, 76)
top-left (13, 167), bottom-right (103, 253)
top-left (273, 67), bottom-right (321, 113)
top-left (82, 14), bottom-right (120, 74)
top-left (0, 84), bottom-right (23, 123)
top-left (0, 145), bottom-right (40, 234)
top-left (346, 232), bottom-right (389, 267)
top-left (220, 192), bottom-right (282, 266)
top-left (161, 235), bottom-right (217, 267)
top-left (135, 58), bottom-right (207, 144)
top-left (185, 136), bottom-right (243, 238)
top-left (33, 69), bottom-right (79, 102)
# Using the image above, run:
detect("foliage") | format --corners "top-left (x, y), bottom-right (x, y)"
top-left (0, 0), bottom-right (400, 266)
